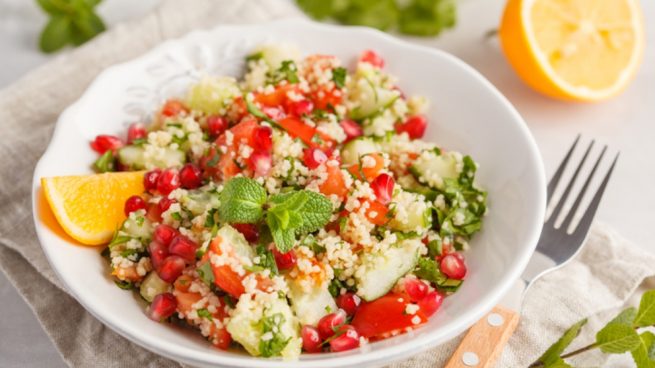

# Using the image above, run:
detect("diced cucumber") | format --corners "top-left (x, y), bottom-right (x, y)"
top-left (287, 278), bottom-right (337, 325)
top-left (355, 239), bottom-right (421, 301)
top-left (181, 191), bottom-right (219, 216)
top-left (118, 145), bottom-right (185, 170)
top-left (186, 76), bottom-right (241, 115)
top-left (396, 174), bottom-right (438, 201)
top-left (256, 44), bottom-right (301, 70)
top-left (410, 150), bottom-right (460, 190)
top-left (216, 225), bottom-right (255, 260)
top-left (439, 278), bottom-right (464, 292)
top-left (349, 82), bottom-right (400, 120)
top-left (122, 213), bottom-right (153, 239)
top-left (227, 293), bottom-right (301, 358)
top-left (388, 191), bottom-right (433, 232)
top-left (118, 145), bottom-right (145, 169)
top-left (340, 138), bottom-right (380, 165)
top-left (139, 272), bottom-right (169, 302)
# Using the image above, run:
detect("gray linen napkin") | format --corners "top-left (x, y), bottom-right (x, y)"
top-left (1, 1), bottom-right (654, 367)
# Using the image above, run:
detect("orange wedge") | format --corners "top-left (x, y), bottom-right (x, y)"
top-left (41, 171), bottom-right (145, 245)
top-left (499, 0), bottom-right (644, 101)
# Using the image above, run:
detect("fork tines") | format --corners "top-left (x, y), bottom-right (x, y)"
top-left (542, 135), bottom-right (619, 246)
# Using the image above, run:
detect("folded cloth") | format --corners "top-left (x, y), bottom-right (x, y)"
top-left (0, 1), bottom-right (653, 367)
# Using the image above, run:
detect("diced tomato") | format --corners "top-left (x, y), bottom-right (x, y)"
top-left (254, 84), bottom-right (299, 108)
top-left (207, 235), bottom-right (273, 298)
top-left (310, 87), bottom-right (343, 111)
top-left (351, 293), bottom-right (428, 339)
top-left (359, 50), bottom-right (385, 69)
top-left (161, 99), bottom-right (188, 117)
top-left (364, 199), bottom-right (390, 226)
top-left (173, 275), bottom-right (232, 350)
top-left (347, 153), bottom-right (385, 182)
top-left (319, 163), bottom-right (348, 199)
top-left (277, 116), bottom-right (334, 149)
top-left (215, 119), bottom-right (258, 150)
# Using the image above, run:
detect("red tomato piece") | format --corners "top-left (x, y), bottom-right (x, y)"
top-left (347, 153), bottom-right (385, 182)
top-left (364, 199), bottom-right (390, 226)
top-left (277, 116), bottom-right (334, 149)
top-left (319, 163), bottom-right (348, 199)
top-left (351, 293), bottom-right (427, 339)
top-left (161, 99), bottom-right (188, 117)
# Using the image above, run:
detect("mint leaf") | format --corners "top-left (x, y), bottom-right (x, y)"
top-left (258, 313), bottom-right (291, 357)
top-left (197, 308), bottom-right (213, 321)
top-left (537, 319), bottom-right (587, 366)
top-left (39, 15), bottom-right (72, 53)
top-left (267, 215), bottom-right (296, 252)
top-left (197, 262), bottom-right (214, 286)
top-left (398, 0), bottom-right (456, 36)
top-left (630, 331), bottom-right (655, 368)
top-left (635, 290), bottom-right (655, 327)
top-left (219, 177), bottom-right (267, 223)
top-left (596, 323), bottom-right (641, 354)
top-left (293, 190), bottom-right (332, 233)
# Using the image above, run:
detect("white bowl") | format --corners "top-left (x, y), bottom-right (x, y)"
top-left (31, 19), bottom-right (546, 368)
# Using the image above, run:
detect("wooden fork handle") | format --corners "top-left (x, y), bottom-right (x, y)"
top-left (444, 306), bottom-right (520, 368)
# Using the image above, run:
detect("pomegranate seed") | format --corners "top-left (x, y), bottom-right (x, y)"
top-left (157, 255), bottom-right (185, 283)
top-left (336, 292), bottom-right (361, 316)
top-left (272, 248), bottom-right (296, 270)
top-left (404, 279), bottom-right (429, 302)
top-left (359, 49), bottom-right (384, 68)
top-left (370, 173), bottom-right (395, 205)
top-left (206, 115), bottom-right (228, 138)
top-left (148, 241), bottom-right (169, 270)
top-left (249, 150), bottom-right (272, 177)
top-left (396, 115), bottom-right (427, 139)
top-left (301, 325), bottom-right (323, 353)
top-left (288, 100), bottom-right (314, 117)
top-left (124, 195), bottom-right (146, 216)
top-left (317, 309), bottom-right (347, 340)
top-left (158, 197), bottom-right (175, 214)
top-left (127, 123), bottom-right (147, 144)
top-left (143, 169), bottom-right (161, 193)
top-left (339, 119), bottom-right (363, 142)
top-left (156, 168), bottom-right (180, 195)
top-left (168, 235), bottom-right (198, 263)
top-left (440, 253), bottom-right (467, 280)
top-left (90, 135), bottom-right (123, 154)
top-left (303, 148), bottom-right (328, 169)
top-left (418, 291), bottom-right (444, 317)
top-left (179, 163), bottom-right (203, 189)
top-left (231, 223), bottom-right (259, 243)
top-left (261, 106), bottom-right (285, 120)
top-left (252, 126), bottom-right (273, 151)
top-left (329, 325), bottom-right (360, 352)
top-left (161, 100), bottom-right (187, 117)
top-left (153, 224), bottom-right (178, 246)
top-left (148, 292), bottom-right (177, 321)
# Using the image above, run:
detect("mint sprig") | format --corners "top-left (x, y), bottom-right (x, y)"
top-left (295, 0), bottom-right (456, 37)
top-left (36, 0), bottom-right (106, 53)
top-left (531, 290), bottom-right (655, 368)
top-left (218, 177), bottom-right (333, 252)
top-left (218, 177), bottom-right (267, 223)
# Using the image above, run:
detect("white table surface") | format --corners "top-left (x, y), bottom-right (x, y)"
top-left (1, 0), bottom-right (653, 366)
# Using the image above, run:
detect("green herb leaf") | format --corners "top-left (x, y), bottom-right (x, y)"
top-left (218, 177), bottom-right (267, 224)
top-left (595, 323), bottom-right (641, 354)
top-left (36, 0), bottom-right (65, 15)
top-left (255, 245), bottom-right (279, 275)
top-left (635, 290), bottom-right (655, 327)
top-left (398, 0), bottom-right (456, 36)
top-left (333, 0), bottom-right (399, 31)
top-left (114, 280), bottom-right (133, 290)
top-left (70, 9), bottom-right (105, 46)
top-left (630, 331), bottom-right (655, 368)
top-left (332, 67), bottom-right (347, 88)
top-left (610, 307), bottom-right (638, 326)
top-left (414, 256), bottom-right (446, 285)
top-left (197, 262), bottom-right (215, 286)
top-left (258, 313), bottom-right (291, 357)
top-left (537, 319), bottom-right (587, 366)
top-left (197, 308), bottom-right (213, 321)
top-left (39, 15), bottom-right (73, 53)
top-left (94, 150), bottom-right (115, 173)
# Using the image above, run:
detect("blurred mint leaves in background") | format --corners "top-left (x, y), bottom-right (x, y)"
top-left (296, 0), bottom-right (456, 37)
top-left (36, 0), bottom-right (106, 53)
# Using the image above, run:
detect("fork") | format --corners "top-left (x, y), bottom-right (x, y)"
top-left (444, 136), bottom-right (619, 368)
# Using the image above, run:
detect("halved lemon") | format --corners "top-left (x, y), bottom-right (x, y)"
top-left (41, 171), bottom-right (145, 245)
top-left (499, 0), bottom-right (644, 101)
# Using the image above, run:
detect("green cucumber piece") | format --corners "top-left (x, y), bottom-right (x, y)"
top-left (340, 137), bottom-right (380, 165)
